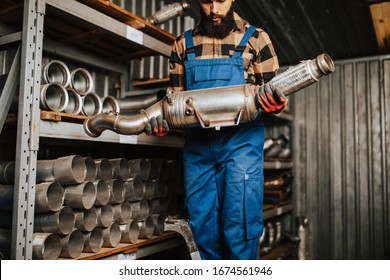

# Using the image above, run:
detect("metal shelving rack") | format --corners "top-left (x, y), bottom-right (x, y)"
top-left (0, 0), bottom-right (182, 260)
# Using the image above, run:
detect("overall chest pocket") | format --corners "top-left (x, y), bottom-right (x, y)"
top-left (194, 66), bottom-right (231, 82)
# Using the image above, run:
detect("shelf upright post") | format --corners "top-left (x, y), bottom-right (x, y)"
top-left (11, 0), bottom-right (45, 260)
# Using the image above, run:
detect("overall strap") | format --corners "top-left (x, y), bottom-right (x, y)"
top-left (184, 29), bottom-right (196, 61)
top-left (232, 25), bottom-right (257, 58)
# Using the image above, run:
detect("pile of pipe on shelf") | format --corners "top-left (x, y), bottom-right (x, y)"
top-left (40, 60), bottom-right (162, 117)
top-left (0, 156), bottom-right (185, 260)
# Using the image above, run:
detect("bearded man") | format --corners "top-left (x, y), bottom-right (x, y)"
top-left (145, 0), bottom-right (287, 260)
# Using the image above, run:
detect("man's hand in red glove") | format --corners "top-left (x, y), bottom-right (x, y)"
top-left (144, 115), bottom-right (169, 136)
top-left (256, 84), bottom-right (288, 114)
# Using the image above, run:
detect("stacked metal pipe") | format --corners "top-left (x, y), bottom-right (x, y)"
top-left (0, 155), bottom-right (185, 259)
top-left (41, 60), bottom-right (103, 116)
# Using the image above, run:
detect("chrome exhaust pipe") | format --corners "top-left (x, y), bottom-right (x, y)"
top-left (82, 92), bottom-right (102, 116)
top-left (84, 54), bottom-right (335, 137)
top-left (102, 96), bottom-right (120, 114)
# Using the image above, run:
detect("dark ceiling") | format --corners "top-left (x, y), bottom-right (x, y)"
top-left (186, 0), bottom-right (387, 66)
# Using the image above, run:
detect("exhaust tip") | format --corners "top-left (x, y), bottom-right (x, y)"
top-left (316, 53), bottom-right (335, 75)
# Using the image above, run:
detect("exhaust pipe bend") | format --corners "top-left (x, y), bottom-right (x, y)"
top-left (84, 53), bottom-right (335, 138)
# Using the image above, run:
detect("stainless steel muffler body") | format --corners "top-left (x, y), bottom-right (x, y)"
top-left (84, 54), bottom-right (335, 137)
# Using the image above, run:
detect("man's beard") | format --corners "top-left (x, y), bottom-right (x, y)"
top-left (199, 7), bottom-right (235, 39)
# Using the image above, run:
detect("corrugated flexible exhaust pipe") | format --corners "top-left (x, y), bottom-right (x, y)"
top-left (84, 54), bottom-right (335, 137)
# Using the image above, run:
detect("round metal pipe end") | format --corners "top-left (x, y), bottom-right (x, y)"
top-left (64, 181), bottom-right (97, 210)
top-left (81, 157), bottom-right (98, 182)
top-left (42, 60), bottom-right (71, 88)
top-left (64, 89), bottom-right (83, 115)
top-left (35, 182), bottom-right (64, 213)
top-left (102, 222), bottom-right (121, 248)
top-left (70, 68), bottom-right (94, 95)
top-left (119, 219), bottom-right (139, 244)
top-left (138, 216), bottom-right (155, 239)
top-left (32, 232), bottom-right (62, 260)
top-left (83, 226), bottom-right (103, 253)
top-left (95, 158), bottom-right (113, 181)
top-left (97, 204), bottom-right (114, 228)
top-left (53, 155), bottom-right (87, 185)
top-left (152, 214), bottom-right (167, 236)
top-left (60, 230), bottom-right (84, 258)
top-left (74, 207), bottom-right (98, 232)
top-left (125, 177), bottom-right (145, 202)
top-left (130, 199), bottom-right (150, 221)
top-left (109, 158), bottom-right (131, 181)
top-left (112, 201), bottom-right (132, 224)
top-left (315, 53), bottom-right (335, 75)
top-left (82, 92), bottom-right (102, 116)
top-left (108, 179), bottom-right (125, 204)
top-left (102, 96), bottom-right (120, 114)
top-left (93, 180), bottom-right (110, 207)
top-left (40, 83), bottom-right (69, 112)
top-left (34, 206), bottom-right (75, 235)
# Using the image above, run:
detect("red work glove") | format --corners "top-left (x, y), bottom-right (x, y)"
top-left (256, 84), bottom-right (288, 114)
top-left (144, 115), bottom-right (169, 136)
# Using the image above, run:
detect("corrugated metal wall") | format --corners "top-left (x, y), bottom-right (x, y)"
top-left (291, 55), bottom-right (390, 259)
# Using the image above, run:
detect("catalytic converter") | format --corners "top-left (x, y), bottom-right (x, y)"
top-left (83, 53), bottom-right (335, 137)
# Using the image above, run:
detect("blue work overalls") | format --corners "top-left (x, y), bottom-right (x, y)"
top-left (183, 26), bottom-right (264, 260)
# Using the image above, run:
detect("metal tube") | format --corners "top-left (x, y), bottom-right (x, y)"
top-left (84, 54), bottom-right (334, 137)
top-left (82, 92), bottom-right (102, 116)
top-left (0, 184), bottom-right (14, 211)
top-left (81, 157), bottom-right (98, 182)
top-left (96, 204), bottom-right (114, 228)
top-left (70, 68), bottom-right (94, 96)
top-left (148, 199), bottom-right (162, 215)
top-left (151, 214), bottom-right (167, 236)
top-left (35, 182), bottom-right (64, 213)
top-left (34, 206), bottom-right (75, 235)
top-left (41, 60), bottom-right (71, 88)
top-left (64, 89), bottom-right (83, 115)
top-left (102, 222), bottom-right (121, 248)
top-left (138, 216), bottom-right (155, 239)
top-left (93, 180), bottom-right (110, 207)
top-left (52, 155), bottom-right (87, 185)
top-left (130, 199), bottom-right (149, 221)
top-left (95, 158), bottom-right (113, 181)
top-left (112, 201), bottom-right (132, 224)
top-left (40, 83), bottom-right (69, 112)
top-left (102, 95), bottom-right (120, 114)
top-left (144, 179), bottom-right (159, 200)
top-left (149, 159), bottom-right (163, 180)
top-left (124, 177), bottom-right (145, 202)
top-left (32, 232), bottom-right (62, 260)
top-left (109, 158), bottom-right (131, 181)
top-left (63, 181), bottom-right (97, 210)
top-left (59, 230), bottom-right (84, 259)
top-left (74, 207), bottom-right (98, 232)
top-left (119, 219), bottom-right (139, 244)
top-left (108, 179), bottom-right (125, 204)
top-left (82, 226), bottom-right (103, 253)
top-left (128, 158), bottom-right (151, 180)
top-left (0, 228), bottom-right (11, 259)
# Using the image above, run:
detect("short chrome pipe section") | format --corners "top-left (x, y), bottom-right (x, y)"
top-left (84, 54), bottom-right (335, 137)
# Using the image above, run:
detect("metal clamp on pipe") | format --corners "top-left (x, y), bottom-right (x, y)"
top-left (83, 53), bottom-right (335, 137)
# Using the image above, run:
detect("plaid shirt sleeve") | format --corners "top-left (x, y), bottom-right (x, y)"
top-left (169, 35), bottom-right (186, 92)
